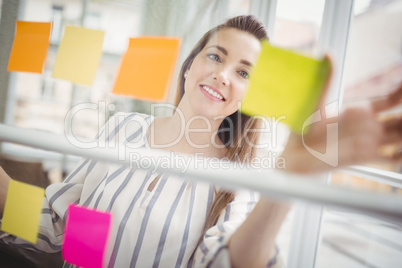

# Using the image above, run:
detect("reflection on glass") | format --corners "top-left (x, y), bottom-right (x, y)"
top-left (316, 3), bottom-right (402, 267)
top-left (342, 0), bottom-right (402, 173)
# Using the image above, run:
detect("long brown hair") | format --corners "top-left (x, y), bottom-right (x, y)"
top-left (175, 15), bottom-right (269, 235)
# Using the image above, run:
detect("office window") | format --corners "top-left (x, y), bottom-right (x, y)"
top-left (12, 0), bottom-right (143, 140)
top-left (333, 0), bottom-right (402, 189)
top-left (316, 1), bottom-right (402, 267)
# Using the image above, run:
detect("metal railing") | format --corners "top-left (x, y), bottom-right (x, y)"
top-left (1, 123), bottom-right (401, 224)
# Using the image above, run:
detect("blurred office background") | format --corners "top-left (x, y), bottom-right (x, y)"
top-left (0, 0), bottom-right (401, 267)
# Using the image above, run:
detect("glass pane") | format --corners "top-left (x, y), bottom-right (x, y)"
top-left (9, 0), bottom-right (255, 144)
top-left (317, 3), bottom-right (402, 264)
top-left (12, 0), bottom-right (144, 140)
top-left (343, 0), bottom-right (402, 102)
top-left (316, 169), bottom-right (402, 267)
top-left (269, 1), bottom-right (327, 264)
top-left (342, 0), bottom-right (402, 172)
top-left (272, 0), bottom-right (326, 54)
top-left (316, 207), bottom-right (402, 267)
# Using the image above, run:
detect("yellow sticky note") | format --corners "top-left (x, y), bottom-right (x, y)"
top-left (52, 26), bottom-right (105, 85)
top-left (7, 21), bottom-right (52, 73)
top-left (241, 42), bottom-right (331, 134)
top-left (112, 37), bottom-right (180, 102)
top-left (1, 180), bottom-right (45, 244)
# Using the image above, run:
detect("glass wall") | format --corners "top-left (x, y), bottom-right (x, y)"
top-left (316, 1), bottom-right (402, 267)
top-left (0, 1), bottom-right (401, 267)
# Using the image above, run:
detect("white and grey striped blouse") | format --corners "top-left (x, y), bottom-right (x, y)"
top-left (0, 112), bottom-right (281, 267)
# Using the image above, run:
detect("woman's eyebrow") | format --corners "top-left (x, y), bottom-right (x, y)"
top-left (240, 60), bottom-right (253, 67)
top-left (208, 45), bottom-right (228, 55)
top-left (208, 45), bottom-right (253, 67)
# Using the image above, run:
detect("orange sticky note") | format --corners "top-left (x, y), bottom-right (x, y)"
top-left (112, 37), bottom-right (180, 101)
top-left (7, 21), bottom-right (51, 73)
top-left (1, 180), bottom-right (45, 244)
top-left (52, 26), bottom-right (105, 85)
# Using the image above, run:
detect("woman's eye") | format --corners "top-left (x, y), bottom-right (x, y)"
top-left (239, 70), bottom-right (249, 79)
top-left (208, 54), bottom-right (220, 62)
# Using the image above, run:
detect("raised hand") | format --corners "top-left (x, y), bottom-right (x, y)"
top-left (281, 82), bottom-right (402, 173)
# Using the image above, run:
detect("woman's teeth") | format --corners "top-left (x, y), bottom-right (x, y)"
top-left (202, 85), bottom-right (224, 100)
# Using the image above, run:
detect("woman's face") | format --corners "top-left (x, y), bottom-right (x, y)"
top-left (184, 28), bottom-right (261, 118)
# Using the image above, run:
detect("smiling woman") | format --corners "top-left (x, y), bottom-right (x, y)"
top-left (0, 15), bottom-right (286, 268)
top-left (183, 28), bottom-right (261, 117)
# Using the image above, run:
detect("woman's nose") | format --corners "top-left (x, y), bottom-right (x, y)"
top-left (213, 68), bottom-right (230, 86)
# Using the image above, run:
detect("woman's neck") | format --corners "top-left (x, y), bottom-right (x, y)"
top-left (147, 104), bottom-right (227, 158)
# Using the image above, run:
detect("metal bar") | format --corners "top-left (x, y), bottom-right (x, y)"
top-left (288, 1), bottom-right (355, 266)
top-left (340, 165), bottom-right (402, 188)
top-left (316, 0), bottom-right (354, 106)
top-left (1, 123), bottom-right (402, 223)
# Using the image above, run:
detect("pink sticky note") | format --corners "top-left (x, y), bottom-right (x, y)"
top-left (62, 204), bottom-right (112, 268)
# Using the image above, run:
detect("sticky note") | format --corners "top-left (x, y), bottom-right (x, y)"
top-left (62, 204), bottom-right (112, 268)
top-left (1, 180), bottom-right (45, 244)
top-left (112, 36), bottom-right (180, 101)
top-left (7, 21), bottom-right (51, 73)
top-left (52, 26), bottom-right (105, 85)
top-left (241, 42), bottom-right (331, 134)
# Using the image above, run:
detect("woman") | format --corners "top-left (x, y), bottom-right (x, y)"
top-left (1, 15), bottom-right (402, 268)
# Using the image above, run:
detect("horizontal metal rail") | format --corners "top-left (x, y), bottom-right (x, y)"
top-left (340, 166), bottom-right (402, 188)
top-left (1, 123), bottom-right (402, 223)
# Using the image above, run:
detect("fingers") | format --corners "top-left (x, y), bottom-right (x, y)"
top-left (376, 115), bottom-right (402, 165)
top-left (392, 148), bottom-right (402, 162)
top-left (380, 116), bottom-right (402, 145)
top-left (371, 82), bottom-right (402, 113)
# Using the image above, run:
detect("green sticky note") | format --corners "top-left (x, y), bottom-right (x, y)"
top-left (1, 180), bottom-right (45, 244)
top-left (241, 42), bottom-right (331, 134)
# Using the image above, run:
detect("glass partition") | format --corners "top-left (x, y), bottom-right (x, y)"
top-left (315, 1), bottom-right (402, 267)
top-left (1, 1), bottom-right (401, 267)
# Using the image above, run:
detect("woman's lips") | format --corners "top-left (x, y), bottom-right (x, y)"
top-left (199, 85), bottom-right (226, 102)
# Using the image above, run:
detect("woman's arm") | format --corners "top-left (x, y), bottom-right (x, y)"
top-left (228, 198), bottom-right (289, 268)
top-left (0, 166), bottom-right (11, 217)
top-left (0, 158), bottom-right (90, 253)
top-left (283, 82), bottom-right (402, 173)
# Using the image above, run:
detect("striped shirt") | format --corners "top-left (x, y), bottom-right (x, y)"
top-left (0, 112), bottom-right (281, 267)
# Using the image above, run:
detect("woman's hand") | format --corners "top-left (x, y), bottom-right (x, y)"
top-left (0, 166), bottom-right (12, 217)
top-left (281, 82), bottom-right (402, 173)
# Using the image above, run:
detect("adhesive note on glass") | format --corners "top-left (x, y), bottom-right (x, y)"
top-left (7, 21), bottom-right (51, 73)
top-left (112, 37), bottom-right (180, 102)
top-left (241, 42), bottom-right (331, 134)
top-left (52, 26), bottom-right (104, 86)
top-left (1, 180), bottom-right (45, 244)
top-left (62, 204), bottom-right (112, 268)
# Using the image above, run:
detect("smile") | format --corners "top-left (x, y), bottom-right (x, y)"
top-left (200, 85), bottom-right (225, 101)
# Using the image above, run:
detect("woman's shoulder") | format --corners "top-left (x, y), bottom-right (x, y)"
top-left (112, 112), bottom-right (154, 132)
top-left (98, 112), bottom-right (154, 144)
top-left (109, 111), bottom-right (154, 122)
